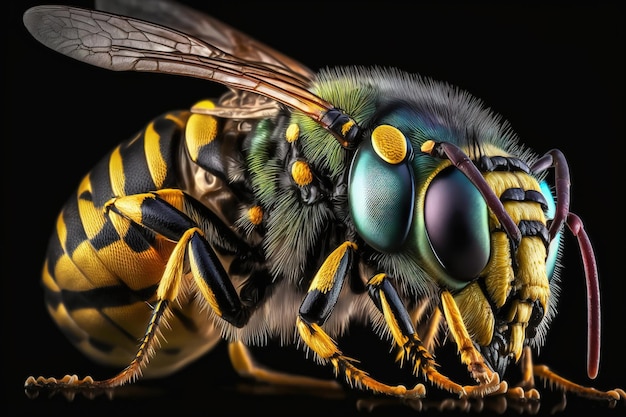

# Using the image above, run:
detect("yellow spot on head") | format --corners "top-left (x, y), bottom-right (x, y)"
top-left (420, 140), bottom-right (435, 154)
top-left (371, 125), bottom-right (407, 164)
top-left (285, 123), bottom-right (300, 142)
top-left (291, 160), bottom-right (313, 186)
top-left (247, 205), bottom-right (263, 225)
top-left (515, 237), bottom-right (550, 311)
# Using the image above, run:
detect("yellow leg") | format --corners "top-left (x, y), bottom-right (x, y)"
top-left (505, 340), bottom-right (624, 404)
top-left (367, 275), bottom-right (505, 398)
top-left (533, 363), bottom-right (624, 402)
top-left (437, 291), bottom-right (506, 397)
top-left (296, 318), bottom-right (426, 397)
top-left (296, 243), bottom-right (425, 398)
top-left (421, 307), bottom-right (443, 353)
top-left (227, 340), bottom-right (342, 391)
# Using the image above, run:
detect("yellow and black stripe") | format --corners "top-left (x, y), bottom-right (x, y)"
top-left (41, 110), bottom-right (230, 376)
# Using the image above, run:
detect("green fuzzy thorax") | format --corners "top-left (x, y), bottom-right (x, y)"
top-left (245, 118), bottom-right (282, 207)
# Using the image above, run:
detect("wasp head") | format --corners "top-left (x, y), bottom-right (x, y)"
top-left (313, 68), bottom-right (565, 376)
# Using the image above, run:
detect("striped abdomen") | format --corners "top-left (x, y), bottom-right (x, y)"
top-left (41, 110), bottom-right (222, 377)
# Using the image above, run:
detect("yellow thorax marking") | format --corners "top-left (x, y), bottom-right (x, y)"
top-left (286, 123), bottom-right (300, 142)
top-left (247, 205), bottom-right (264, 225)
top-left (291, 160), bottom-right (313, 186)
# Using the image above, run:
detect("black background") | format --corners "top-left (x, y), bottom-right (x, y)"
top-left (5, 1), bottom-right (624, 416)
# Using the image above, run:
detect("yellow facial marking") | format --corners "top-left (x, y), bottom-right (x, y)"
top-left (285, 123), bottom-right (300, 143)
top-left (371, 125), bottom-right (407, 164)
top-left (247, 205), bottom-right (263, 225)
top-left (507, 300), bottom-right (533, 361)
top-left (483, 171), bottom-right (542, 204)
top-left (515, 237), bottom-right (550, 311)
top-left (291, 160), bottom-right (313, 186)
top-left (483, 231), bottom-right (514, 308)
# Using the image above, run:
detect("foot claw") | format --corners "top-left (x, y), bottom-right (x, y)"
top-left (387, 383), bottom-right (426, 398)
top-left (525, 388), bottom-right (540, 400)
top-left (405, 384), bottom-right (426, 398)
top-left (462, 373), bottom-right (506, 398)
top-left (25, 374), bottom-right (96, 388)
top-left (611, 388), bottom-right (625, 401)
top-left (506, 386), bottom-right (540, 401)
top-left (24, 374), bottom-right (115, 400)
top-left (506, 386), bottom-right (525, 399)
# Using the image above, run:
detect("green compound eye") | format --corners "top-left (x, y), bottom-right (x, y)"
top-left (424, 167), bottom-right (490, 282)
top-left (348, 125), bottom-right (414, 252)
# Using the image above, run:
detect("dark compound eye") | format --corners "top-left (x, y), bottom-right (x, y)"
top-left (424, 167), bottom-right (490, 283)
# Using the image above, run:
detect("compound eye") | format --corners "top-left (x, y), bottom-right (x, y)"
top-left (424, 167), bottom-right (490, 283)
top-left (348, 125), bottom-right (414, 252)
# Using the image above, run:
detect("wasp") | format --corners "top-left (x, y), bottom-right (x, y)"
top-left (23, 0), bottom-right (624, 403)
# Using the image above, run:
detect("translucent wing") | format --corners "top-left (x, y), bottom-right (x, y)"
top-left (94, 0), bottom-right (314, 81)
top-left (23, 5), bottom-right (332, 123)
